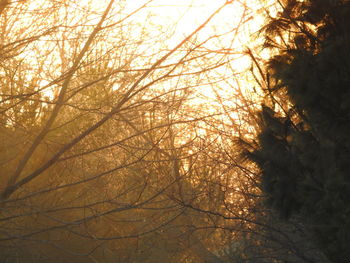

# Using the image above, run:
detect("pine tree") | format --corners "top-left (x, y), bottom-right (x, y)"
top-left (250, 1), bottom-right (350, 262)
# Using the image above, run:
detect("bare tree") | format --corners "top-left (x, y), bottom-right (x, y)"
top-left (0, 0), bottom-right (254, 262)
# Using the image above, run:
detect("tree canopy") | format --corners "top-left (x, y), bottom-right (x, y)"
top-left (250, 0), bottom-right (350, 262)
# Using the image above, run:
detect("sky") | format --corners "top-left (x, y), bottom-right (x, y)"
top-left (22, 0), bottom-right (271, 111)
top-left (123, 0), bottom-right (268, 92)
top-left (125, 0), bottom-right (265, 51)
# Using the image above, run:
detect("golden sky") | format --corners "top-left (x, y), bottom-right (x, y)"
top-left (123, 0), bottom-right (269, 95)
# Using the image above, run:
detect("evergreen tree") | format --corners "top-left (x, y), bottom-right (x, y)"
top-left (250, 0), bottom-right (350, 262)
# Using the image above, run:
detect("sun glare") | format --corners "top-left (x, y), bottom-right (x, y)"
top-left (124, 0), bottom-right (267, 101)
top-left (125, 0), bottom-right (264, 48)
top-left (32, 0), bottom-right (268, 114)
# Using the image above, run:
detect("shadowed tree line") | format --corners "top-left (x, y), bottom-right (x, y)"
top-left (247, 0), bottom-right (350, 262)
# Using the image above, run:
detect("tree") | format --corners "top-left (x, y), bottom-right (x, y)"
top-left (249, 0), bottom-right (350, 262)
top-left (0, 0), bottom-right (255, 262)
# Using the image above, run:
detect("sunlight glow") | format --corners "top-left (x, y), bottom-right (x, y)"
top-left (123, 0), bottom-right (268, 106)
top-left (18, 0), bottom-right (270, 122)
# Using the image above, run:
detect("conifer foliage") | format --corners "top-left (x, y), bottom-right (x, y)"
top-left (250, 0), bottom-right (350, 262)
